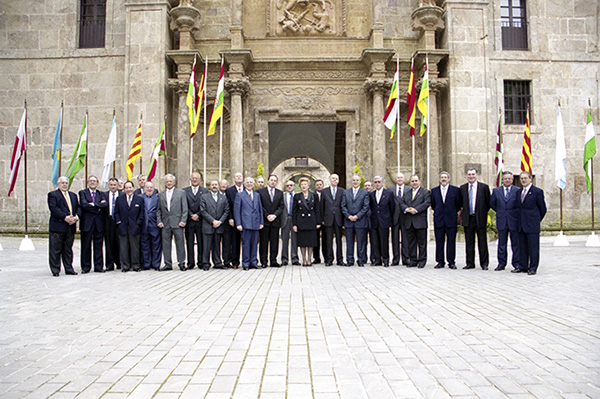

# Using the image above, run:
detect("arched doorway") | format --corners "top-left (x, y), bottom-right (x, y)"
top-left (271, 157), bottom-right (330, 191)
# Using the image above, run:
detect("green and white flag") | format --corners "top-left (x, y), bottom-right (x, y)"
top-left (584, 107), bottom-right (596, 193)
top-left (65, 113), bottom-right (87, 189)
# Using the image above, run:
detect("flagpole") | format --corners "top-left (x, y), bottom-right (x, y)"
top-left (139, 112), bottom-right (143, 175)
top-left (59, 101), bottom-right (63, 178)
top-left (396, 55), bottom-right (400, 174)
top-left (24, 100), bottom-right (29, 236)
top-left (190, 136), bottom-right (194, 176)
top-left (203, 57), bottom-right (208, 185)
top-left (164, 113), bottom-right (168, 175)
top-left (425, 54), bottom-right (430, 190)
top-left (592, 158), bottom-right (595, 232)
top-left (219, 116), bottom-right (223, 181)
top-left (112, 109), bottom-right (116, 178)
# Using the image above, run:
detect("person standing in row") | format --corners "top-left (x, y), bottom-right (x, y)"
top-left (390, 173), bottom-right (410, 266)
top-left (369, 176), bottom-right (395, 267)
top-left (342, 174), bottom-right (370, 266)
top-left (490, 171), bottom-right (520, 271)
top-left (219, 179), bottom-right (233, 268)
top-left (114, 181), bottom-right (144, 272)
top-left (281, 180), bottom-right (300, 266)
top-left (157, 174), bottom-right (188, 271)
top-left (234, 177), bottom-right (263, 270)
top-left (293, 177), bottom-right (321, 266)
top-left (320, 174), bottom-right (344, 266)
top-left (140, 181), bottom-right (162, 271)
top-left (79, 175), bottom-right (107, 273)
top-left (312, 179), bottom-right (326, 264)
top-left (226, 172), bottom-right (244, 268)
top-left (104, 177), bottom-right (123, 271)
top-left (430, 171), bottom-right (461, 269)
top-left (257, 174), bottom-right (284, 268)
top-left (200, 180), bottom-right (230, 270)
top-left (47, 176), bottom-right (80, 276)
top-left (400, 175), bottom-right (431, 268)
top-left (184, 172), bottom-right (208, 270)
top-left (460, 168), bottom-right (490, 270)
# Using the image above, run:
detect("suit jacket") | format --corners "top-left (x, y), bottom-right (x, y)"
top-left (460, 181), bottom-right (491, 227)
top-left (292, 191), bottom-right (321, 230)
top-left (341, 187), bottom-right (370, 229)
top-left (281, 190), bottom-right (295, 226)
top-left (183, 185), bottom-right (209, 226)
top-left (78, 189), bottom-right (108, 233)
top-left (141, 192), bottom-right (160, 233)
top-left (516, 185), bottom-right (547, 234)
top-left (47, 189), bottom-right (81, 233)
top-left (388, 184), bottom-right (408, 225)
top-left (114, 194), bottom-right (144, 236)
top-left (490, 185), bottom-right (519, 231)
top-left (430, 185), bottom-right (461, 229)
top-left (104, 190), bottom-right (124, 220)
top-left (226, 185), bottom-right (244, 220)
top-left (234, 190), bottom-right (264, 230)
top-left (257, 187), bottom-right (284, 227)
top-left (321, 186), bottom-right (344, 227)
top-left (157, 188), bottom-right (188, 228)
top-left (399, 187), bottom-right (431, 229)
top-left (369, 189), bottom-right (395, 229)
top-left (134, 187), bottom-right (158, 197)
top-left (199, 191), bottom-right (230, 234)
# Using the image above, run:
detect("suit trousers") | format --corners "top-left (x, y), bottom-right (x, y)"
top-left (80, 228), bottom-right (104, 272)
top-left (391, 222), bottom-right (410, 265)
top-left (141, 228), bottom-right (162, 270)
top-left (281, 218), bottom-right (298, 263)
top-left (49, 230), bottom-right (76, 275)
top-left (221, 224), bottom-right (232, 265)
top-left (230, 227), bottom-right (241, 266)
top-left (434, 226), bottom-right (457, 265)
top-left (259, 224), bottom-right (280, 265)
top-left (119, 233), bottom-right (140, 271)
top-left (371, 226), bottom-right (390, 265)
top-left (162, 226), bottom-right (186, 269)
top-left (185, 223), bottom-right (203, 269)
top-left (406, 225), bottom-right (427, 267)
top-left (519, 231), bottom-right (540, 272)
top-left (104, 218), bottom-right (120, 270)
top-left (241, 229), bottom-right (259, 268)
top-left (465, 215), bottom-right (489, 268)
top-left (324, 223), bottom-right (343, 264)
top-left (313, 227), bottom-right (326, 262)
top-left (497, 228), bottom-right (520, 269)
top-left (345, 225), bottom-right (367, 264)
top-left (202, 232), bottom-right (223, 268)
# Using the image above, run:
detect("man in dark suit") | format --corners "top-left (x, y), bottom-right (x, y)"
top-left (389, 173), bottom-right (410, 266)
top-left (490, 171), bottom-right (521, 271)
top-left (104, 177), bottom-right (123, 271)
top-left (78, 175), bottom-right (108, 273)
top-left (369, 176), bottom-right (395, 267)
top-left (312, 179), bottom-right (326, 264)
top-left (219, 179), bottom-right (233, 268)
top-left (225, 172), bottom-right (244, 268)
top-left (321, 173), bottom-right (344, 266)
top-left (514, 171), bottom-right (547, 275)
top-left (199, 179), bottom-right (230, 270)
top-left (157, 174), bottom-right (188, 271)
top-left (460, 168), bottom-right (491, 270)
top-left (234, 177), bottom-right (264, 270)
top-left (183, 172), bottom-right (209, 270)
top-left (47, 176), bottom-right (80, 276)
top-left (257, 174), bottom-right (284, 267)
top-left (341, 174), bottom-right (370, 266)
top-left (400, 174), bottom-right (431, 268)
top-left (281, 180), bottom-right (300, 266)
top-left (430, 171), bottom-right (461, 269)
top-left (113, 181), bottom-right (144, 272)
top-left (140, 181), bottom-right (162, 270)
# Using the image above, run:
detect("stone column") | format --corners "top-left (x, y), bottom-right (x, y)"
top-left (167, 79), bottom-right (192, 183)
top-left (411, 4), bottom-right (445, 50)
top-left (225, 78), bottom-right (250, 175)
top-left (364, 79), bottom-right (389, 178)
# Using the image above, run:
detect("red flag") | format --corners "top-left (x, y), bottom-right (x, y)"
top-left (406, 57), bottom-right (416, 137)
top-left (8, 107), bottom-right (27, 197)
top-left (520, 106), bottom-right (532, 174)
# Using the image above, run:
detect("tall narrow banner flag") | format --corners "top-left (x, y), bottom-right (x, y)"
top-left (126, 121), bottom-right (142, 181)
top-left (65, 113), bottom-right (87, 190)
top-left (407, 57), bottom-right (416, 137)
top-left (8, 108), bottom-right (27, 197)
top-left (417, 60), bottom-right (429, 136)
top-left (584, 107), bottom-right (597, 193)
top-left (494, 115), bottom-right (504, 187)
top-left (51, 107), bottom-right (62, 187)
top-left (555, 106), bottom-right (567, 190)
top-left (101, 115), bottom-right (117, 187)
top-left (520, 107), bottom-right (532, 173)
top-left (207, 58), bottom-right (224, 137)
top-left (384, 64), bottom-right (399, 138)
top-left (147, 120), bottom-right (166, 182)
top-left (187, 56), bottom-right (200, 138)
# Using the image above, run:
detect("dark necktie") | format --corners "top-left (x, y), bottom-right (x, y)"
top-left (111, 193), bottom-right (116, 216)
top-left (91, 191), bottom-right (95, 203)
top-left (288, 194), bottom-right (292, 215)
top-left (504, 187), bottom-right (509, 200)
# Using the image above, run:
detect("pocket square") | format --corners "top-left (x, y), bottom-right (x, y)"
top-left (135, 204), bottom-right (140, 207)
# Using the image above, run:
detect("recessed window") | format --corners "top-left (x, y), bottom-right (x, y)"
top-left (504, 80), bottom-right (531, 125)
top-left (79, 0), bottom-right (106, 48)
top-left (501, 0), bottom-right (528, 50)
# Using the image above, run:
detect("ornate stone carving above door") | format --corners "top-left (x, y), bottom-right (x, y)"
top-left (268, 0), bottom-right (346, 36)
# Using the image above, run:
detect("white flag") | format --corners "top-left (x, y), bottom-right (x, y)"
top-left (555, 106), bottom-right (567, 190)
top-left (101, 116), bottom-right (117, 187)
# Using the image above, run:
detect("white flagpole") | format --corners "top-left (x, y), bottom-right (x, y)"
top-left (411, 136), bottom-right (415, 175)
top-left (426, 54), bottom-right (430, 189)
top-left (396, 55), bottom-right (400, 174)
top-left (219, 117), bottom-right (223, 181)
top-left (203, 57), bottom-right (208, 185)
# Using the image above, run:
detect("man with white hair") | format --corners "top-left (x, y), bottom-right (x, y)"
top-left (157, 174), bottom-right (188, 271)
top-left (234, 177), bottom-right (264, 270)
top-left (225, 172), bottom-right (244, 268)
top-left (47, 176), bottom-right (80, 276)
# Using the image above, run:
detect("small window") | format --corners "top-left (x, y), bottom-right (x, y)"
top-left (79, 0), bottom-right (106, 48)
top-left (501, 0), bottom-right (528, 50)
top-left (504, 80), bottom-right (531, 125)
top-left (295, 157), bottom-right (309, 167)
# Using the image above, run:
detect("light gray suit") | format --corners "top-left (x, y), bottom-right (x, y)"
top-left (157, 188), bottom-right (188, 270)
top-left (280, 190), bottom-right (298, 264)
top-left (199, 191), bottom-right (230, 268)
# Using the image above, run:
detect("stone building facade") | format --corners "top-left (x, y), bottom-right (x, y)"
top-left (0, 0), bottom-right (598, 232)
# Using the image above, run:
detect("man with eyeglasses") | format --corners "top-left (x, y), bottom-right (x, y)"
top-left (281, 180), bottom-right (300, 265)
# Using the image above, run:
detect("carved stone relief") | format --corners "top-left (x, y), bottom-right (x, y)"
top-left (251, 86), bottom-right (363, 96)
top-left (269, 0), bottom-right (345, 36)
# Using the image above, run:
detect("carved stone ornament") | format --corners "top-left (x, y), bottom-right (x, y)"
top-left (169, 3), bottom-right (201, 33)
top-left (270, 0), bottom-right (346, 36)
top-left (284, 96), bottom-right (330, 109)
top-left (411, 5), bottom-right (445, 33)
top-left (363, 78), bottom-right (391, 95)
top-left (225, 78), bottom-right (251, 96)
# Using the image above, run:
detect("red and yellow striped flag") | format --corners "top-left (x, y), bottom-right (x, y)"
top-left (126, 120), bottom-right (142, 181)
top-left (520, 106), bottom-right (532, 173)
top-left (406, 57), bottom-right (416, 137)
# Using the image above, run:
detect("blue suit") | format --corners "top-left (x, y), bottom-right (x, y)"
top-left (341, 187), bottom-right (370, 264)
top-left (369, 189), bottom-right (395, 265)
top-left (234, 190), bottom-right (264, 269)
top-left (430, 185), bottom-right (461, 266)
top-left (490, 185), bottom-right (520, 270)
top-left (141, 192), bottom-right (162, 270)
top-left (516, 185), bottom-right (547, 273)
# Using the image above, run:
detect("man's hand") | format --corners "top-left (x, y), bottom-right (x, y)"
top-left (349, 215), bottom-right (358, 222)
top-left (237, 226), bottom-right (243, 231)
top-left (157, 222), bottom-right (164, 228)
top-left (293, 226), bottom-right (298, 233)
top-left (267, 214), bottom-right (276, 222)
top-left (179, 222), bottom-right (186, 228)
top-left (191, 214), bottom-right (200, 221)
top-left (259, 224), bottom-right (264, 230)
top-left (229, 219), bottom-right (235, 227)
top-left (212, 220), bottom-right (221, 228)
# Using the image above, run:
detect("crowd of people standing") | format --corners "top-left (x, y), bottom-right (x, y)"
top-left (47, 167), bottom-right (546, 277)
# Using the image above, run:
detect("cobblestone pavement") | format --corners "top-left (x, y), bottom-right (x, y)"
top-left (0, 235), bottom-right (599, 399)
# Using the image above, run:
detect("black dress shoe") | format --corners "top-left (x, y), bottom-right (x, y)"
top-left (134, 269), bottom-right (141, 272)
top-left (481, 265), bottom-right (489, 270)
top-left (292, 261), bottom-right (301, 266)
top-left (417, 264), bottom-right (425, 269)
top-left (337, 262), bottom-right (345, 266)
top-left (160, 266), bottom-right (173, 271)
top-left (81, 270), bottom-right (90, 274)
top-left (282, 261), bottom-right (288, 266)
top-left (407, 264), bottom-right (416, 268)
top-left (391, 262), bottom-right (399, 266)
top-left (105, 267), bottom-right (114, 272)
top-left (243, 266), bottom-right (249, 271)
top-left (261, 264), bottom-right (268, 269)
top-left (52, 273), bottom-right (59, 277)
top-left (179, 266), bottom-right (187, 271)
top-left (345, 263), bottom-right (353, 267)
top-left (434, 263), bottom-right (445, 269)
top-left (122, 269), bottom-right (128, 273)
top-left (188, 265), bottom-right (195, 270)
top-left (203, 265), bottom-right (210, 271)
top-left (357, 262), bottom-right (364, 267)
top-left (384, 263), bottom-right (389, 268)
top-left (65, 271), bottom-right (78, 275)
top-left (270, 263), bottom-right (282, 268)
top-left (511, 269), bottom-right (524, 273)
top-left (494, 266), bottom-right (505, 271)
top-left (448, 264), bottom-right (457, 269)
top-left (463, 265), bottom-right (475, 269)
top-left (527, 270), bottom-right (537, 275)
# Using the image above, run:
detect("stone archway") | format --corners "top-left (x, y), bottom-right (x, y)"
top-left (271, 157), bottom-right (331, 191)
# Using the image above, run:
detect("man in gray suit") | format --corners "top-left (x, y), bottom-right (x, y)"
top-left (281, 180), bottom-right (300, 266)
top-left (399, 174), bottom-right (431, 268)
top-left (157, 174), bottom-right (188, 271)
top-left (199, 179), bottom-right (230, 271)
